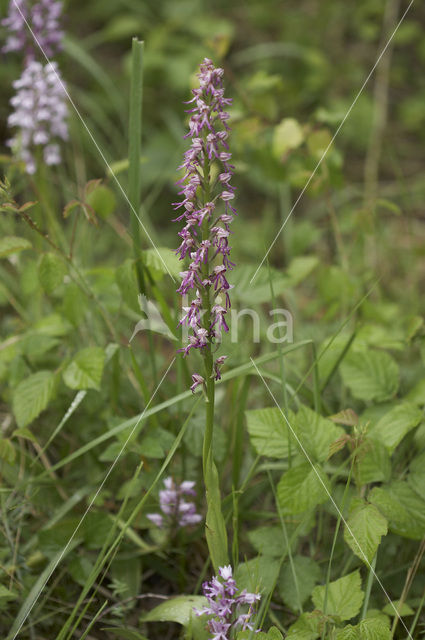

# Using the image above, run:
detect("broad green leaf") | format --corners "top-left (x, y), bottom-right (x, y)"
top-left (286, 256), bottom-right (319, 286)
top-left (12, 427), bottom-right (37, 442)
top-left (63, 347), bottom-right (105, 390)
top-left (235, 555), bottom-right (280, 596)
top-left (408, 450), bottom-right (425, 498)
top-left (382, 600), bottom-right (414, 616)
top-left (336, 616), bottom-right (391, 640)
top-left (38, 252), bottom-right (67, 294)
top-left (247, 526), bottom-right (287, 557)
top-left (233, 264), bottom-right (288, 305)
top-left (294, 405), bottom-right (344, 461)
top-left (277, 463), bottom-right (330, 515)
top-left (369, 402), bottom-right (422, 452)
top-left (356, 438), bottom-right (391, 485)
top-left (12, 370), bottom-right (57, 428)
top-left (245, 407), bottom-right (293, 458)
top-left (369, 482), bottom-right (425, 539)
top-left (142, 247), bottom-right (181, 279)
top-left (286, 613), bottom-right (320, 639)
top-left (273, 118), bottom-right (304, 158)
top-left (340, 351), bottom-right (399, 402)
top-left (140, 594), bottom-right (206, 625)
top-left (307, 128), bottom-right (332, 158)
top-left (278, 555), bottom-right (321, 611)
top-left (85, 183), bottom-right (116, 218)
top-left (0, 235), bottom-right (32, 258)
top-left (312, 570), bottom-right (364, 621)
top-left (343, 501), bottom-right (387, 564)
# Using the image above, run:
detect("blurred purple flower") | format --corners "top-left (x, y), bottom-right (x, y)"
top-left (195, 565), bottom-right (261, 640)
top-left (174, 58), bottom-right (235, 386)
top-left (7, 60), bottom-right (68, 174)
top-left (147, 477), bottom-right (202, 530)
top-left (2, 0), bottom-right (64, 58)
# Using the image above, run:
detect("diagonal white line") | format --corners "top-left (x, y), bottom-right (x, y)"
top-left (249, 357), bottom-right (413, 638)
top-left (11, 0), bottom-right (176, 282)
top-left (10, 357), bottom-right (176, 639)
top-left (250, 0), bottom-right (414, 284)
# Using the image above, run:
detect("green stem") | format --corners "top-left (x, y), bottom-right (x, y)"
top-left (361, 552), bottom-right (377, 620)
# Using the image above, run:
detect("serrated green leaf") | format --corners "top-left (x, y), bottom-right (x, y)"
top-left (277, 463), bottom-right (330, 515)
top-left (294, 405), bottom-right (344, 461)
top-left (369, 482), bottom-right (425, 540)
top-left (336, 615), bottom-right (391, 639)
top-left (340, 351), bottom-right (399, 402)
top-left (278, 555), bottom-right (321, 611)
top-left (238, 626), bottom-right (283, 640)
top-left (38, 252), bottom-right (67, 294)
top-left (63, 347), bottom-right (105, 390)
top-left (312, 570), bottom-right (364, 621)
top-left (286, 612), bottom-right (320, 639)
top-left (12, 370), bottom-right (57, 428)
top-left (344, 501), bottom-right (387, 564)
top-left (12, 427), bottom-right (37, 442)
top-left (369, 402), bottom-right (422, 453)
top-left (246, 407), bottom-right (292, 458)
top-left (408, 450), bottom-right (425, 498)
top-left (356, 438), bottom-right (391, 485)
top-left (0, 235), bottom-right (32, 258)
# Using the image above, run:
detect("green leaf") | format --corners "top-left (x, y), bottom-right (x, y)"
top-left (312, 570), bottom-right (364, 621)
top-left (140, 594), bottom-right (207, 626)
top-left (273, 118), bottom-right (304, 158)
top-left (246, 407), bottom-right (293, 458)
top-left (286, 613), bottom-right (320, 639)
top-left (336, 616), bottom-right (391, 639)
top-left (340, 351), bottom-right (399, 402)
top-left (205, 457), bottom-right (229, 572)
top-left (116, 259), bottom-right (139, 312)
top-left (277, 463), bottom-right (330, 515)
top-left (382, 600), bottom-right (414, 616)
top-left (12, 370), bottom-right (57, 428)
top-left (356, 438), bottom-right (391, 485)
top-left (11, 427), bottom-right (37, 442)
top-left (369, 402), bottom-right (423, 453)
top-left (0, 585), bottom-right (17, 601)
top-left (0, 438), bottom-right (16, 463)
top-left (0, 235), bottom-right (32, 258)
top-left (343, 501), bottom-right (387, 564)
top-left (286, 256), bottom-right (319, 286)
top-left (294, 405), bottom-right (344, 461)
top-left (235, 555), bottom-right (280, 596)
top-left (85, 183), bottom-right (116, 219)
top-left (247, 526), bottom-right (287, 557)
top-left (278, 555), bottom-right (321, 611)
top-left (63, 347), bottom-right (105, 390)
top-left (369, 482), bottom-right (425, 540)
top-left (408, 450), bottom-right (425, 498)
top-left (142, 247), bottom-right (181, 279)
top-left (38, 252), bottom-right (67, 294)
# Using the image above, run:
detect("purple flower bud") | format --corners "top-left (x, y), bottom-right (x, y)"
top-left (2, 0), bottom-right (64, 59)
top-left (147, 477), bottom-right (202, 531)
top-left (190, 373), bottom-right (205, 393)
top-left (7, 60), bottom-right (68, 174)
